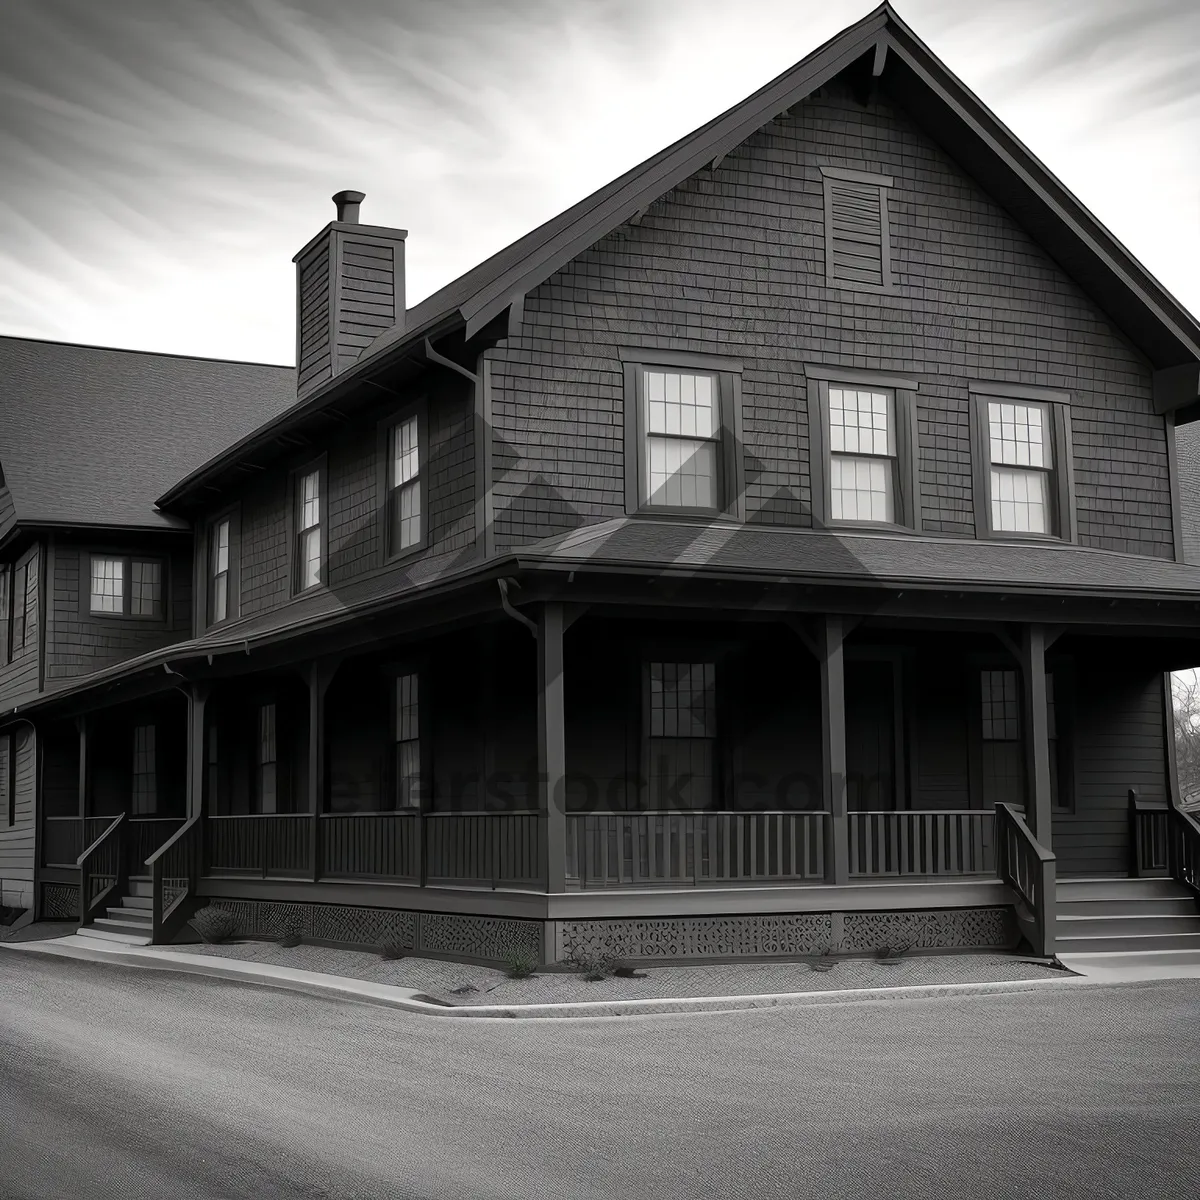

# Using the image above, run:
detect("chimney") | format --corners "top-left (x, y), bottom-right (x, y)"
top-left (293, 190), bottom-right (407, 398)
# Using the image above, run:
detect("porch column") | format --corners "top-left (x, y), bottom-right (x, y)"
top-left (185, 686), bottom-right (210, 820)
top-left (820, 615), bottom-right (850, 885)
top-left (305, 659), bottom-right (340, 884)
top-left (537, 602), bottom-right (567, 893)
top-left (76, 715), bottom-right (90, 821)
top-left (1018, 625), bottom-right (1054, 846)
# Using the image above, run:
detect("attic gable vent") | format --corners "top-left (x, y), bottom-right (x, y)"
top-left (820, 165), bottom-right (894, 294)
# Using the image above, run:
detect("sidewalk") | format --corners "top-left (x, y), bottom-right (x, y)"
top-left (5, 925), bottom-right (1198, 1018)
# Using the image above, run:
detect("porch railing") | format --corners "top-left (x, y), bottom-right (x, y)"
top-left (129, 817), bottom-right (187, 870)
top-left (1166, 806), bottom-right (1200, 898)
top-left (425, 812), bottom-right (546, 888)
top-left (995, 802), bottom-right (1055, 957)
top-left (206, 814), bottom-right (312, 878)
top-left (565, 811), bottom-right (827, 888)
top-left (320, 812), bottom-right (420, 881)
top-left (848, 810), bottom-right (996, 878)
top-left (147, 815), bottom-right (202, 943)
top-left (76, 813), bottom-right (126, 927)
top-left (43, 815), bottom-right (186, 870)
top-left (1129, 788), bottom-right (1170, 876)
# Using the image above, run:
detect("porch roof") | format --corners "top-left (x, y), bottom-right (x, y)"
top-left (516, 518), bottom-right (1200, 598)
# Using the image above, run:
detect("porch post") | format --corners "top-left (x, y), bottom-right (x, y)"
top-left (820, 615), bottom-right (850, 885)
top-left (305, 659), bottom-right (340, 884)
top-left (76, 715), bottom-right (90, 821)
top-left (537, 602), bottom-right (567, 893)
top-left (185, 686), bottom-right (210, 820)
top-left (1018, 624), bottom-right (1054, 846)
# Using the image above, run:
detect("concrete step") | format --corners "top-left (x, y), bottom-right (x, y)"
top-left (126, 878), bottom-right (153, 899)
top-left (1056, 931), bottom-right (1200, 954)
top-left (77, 926), bottom-right (152, 947)
top-left (106, 905), bottom-right (152, 925)
top-left (1056, 878), bottom-right (1189, 901)
top-left (1057, 914), bottom-right (1200, 938)
top-left (90, 917), bottom-right (155, 938)
top-left (120, 893), bottom-right (153, 910)
top-left (1057, 896), bottom-right (1198, 917)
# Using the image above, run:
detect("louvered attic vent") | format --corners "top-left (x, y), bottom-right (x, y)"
top-left (820, 165), bottom-right (894, 294)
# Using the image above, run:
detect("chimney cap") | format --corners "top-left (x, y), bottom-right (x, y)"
top-left (333, 189), bottom-right (366, 223)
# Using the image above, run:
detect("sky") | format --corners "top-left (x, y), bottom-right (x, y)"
top-left (0, 0), bottom-right (1197, 365)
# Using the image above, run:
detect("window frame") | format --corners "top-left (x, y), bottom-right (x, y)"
top-left (131, 723), bottom-right (158, 816)
top-left (969, 381), bottom-right (1076, 543)
top-left (381, 660), bottom-right (430, 814)
top-left (83, 552), bottom-right (168, 622)
top-left (376, 399), bottom-right (429, 566)
top-left (0, 564), bottom-right (10, 665)
top-left (804, 364), bottom-right (921, 532)
top-left (620, 347), bottom-right (745, 520)
top-left (11, 549), bottom-right (37, 653)
top-left (640, 656), bottom-right (723, 812)
top-left (819, 164), bottom-right (895, 296)
top-left (288, 455), bottom-right (329, 596)
top-left (205, 506), bottom-right (240, 628)
top-left (256, 701), bottom-right (278, 815)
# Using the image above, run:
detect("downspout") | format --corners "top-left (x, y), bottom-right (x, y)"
top-left (497, 577), bottom-right (537, 638)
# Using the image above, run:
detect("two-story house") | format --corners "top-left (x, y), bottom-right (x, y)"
top-left (4, 3), bottom-right (1200, 964)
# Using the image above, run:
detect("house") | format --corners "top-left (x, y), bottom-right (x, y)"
top-left (3, 3), bottom-right (1200, 964)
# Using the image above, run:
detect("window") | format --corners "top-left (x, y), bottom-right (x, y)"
top-left (12, 552), bottom-right (36, 651)
top-left (294, 463), bottom-right (324, 592)
top-left (132, 725), bottom-right (156, 815)
top-left (645, 661), bottom-right (717, 809)
top-left (87, 555), bottom-right (164, 618)
top-left (828, 387), bottom-right (896, 522)
top-left (970, 383), bottom-right (1075, 541)
top-left (820, 165), bottom-right (894, 294)
top-left (210, 517), bottom-right (231, 624)
top-left (0, 732), bottom-right (12, 828)
top-left (0, 565), bottom-right (9, 664)
top-left (805, 366), bottom-right (920, 530)
top-left (257, 704), bottom-right (277, 814)
top-left (388, 414), bottom-right (422, 556)
top-left (394, 673), bottom-right (421, 808)
top-left (981, 670), bottom-right (1020, 741)
top-left (621, 350), bottom-right (744, 518)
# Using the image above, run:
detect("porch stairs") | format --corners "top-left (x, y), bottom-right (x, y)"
top-left (76, 875), bottom-right (153, 947)
top-left (1056, 878), bottom-right (1200, 954)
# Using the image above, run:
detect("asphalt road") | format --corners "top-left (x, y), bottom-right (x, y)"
top-left (1, 953), bottom-right (1198, 1200)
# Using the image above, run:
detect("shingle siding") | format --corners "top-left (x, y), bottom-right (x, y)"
top-left (0, 543), bottom-right (40, 708)
top-left (1176, 421), bottom-right (1200, 566)
top-left (487, 79), bottom-right (1172, 556)
top-left (45, 544), bottom-right (193, 681)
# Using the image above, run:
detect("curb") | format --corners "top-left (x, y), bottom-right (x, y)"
top-left (1, 936), bottom-right (1089, 1019)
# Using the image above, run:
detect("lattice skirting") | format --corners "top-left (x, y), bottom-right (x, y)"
top-left (553, 907), bottom-right (1016, 963)
top-left (40, 883), bottom-right (79, 920)
top-left (202, 899), bottom-right (540, 963)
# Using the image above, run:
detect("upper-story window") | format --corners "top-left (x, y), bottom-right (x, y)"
top-left (819, 165), bottom-right (894, 295)
top-left (389, 414), bottom-right (422, 555)
top-left (208, 513), bottom-right (237, 626)
top-left (0, 565), bottom-right (9, 664)
top-left (12, 551), bottom-right (37, 652)
top-left (805, 365), bottom-right (920, 531)
top-left (87, 554), bottom-right (164, 619)
top-left (620, 349), bottom-right (745, 519)
top-left (293, 459), bottom-right (325, 592)
top-left (970, 382), bottom-right (1075, 542)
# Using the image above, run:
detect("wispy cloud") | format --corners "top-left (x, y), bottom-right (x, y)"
top-left (0, 0), bottom-right (1196, 361)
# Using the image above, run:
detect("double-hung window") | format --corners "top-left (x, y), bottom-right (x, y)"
top-left (805, 366), bottom-right (920, 530)
top-left (88, 555), bottom-right (164, 619)
top-left (132, 724), bottom-right (157, 815)
top-left (970, 383), bottom-right (1075, 541)
top-left (208, 512), bottom-right (238, 626)
top-left (257, 703), bottom-right (278, 814)
top-left (645, 661), bottom-right (718, 810)
top-left (388, 413), bottom-right (422, 556)
top-left (12, 552), bottom-right (36, 651)
top-left (621, 350), bottom-right (744, 518)
top-left (0, 565), bottom-right (9, 664)
top-left (393, 673), bottom-right (421, 808)
top-left (294, 462), bottom-right (324, 592)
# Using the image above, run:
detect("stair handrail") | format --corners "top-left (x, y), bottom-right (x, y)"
top-left (994, 802), bottom-right (1056, 958)
top-left (76, 812), bottom-right (127, 929)
top-left (1165, 806), bottom-right (1200, 899)
top-left (146, 812), bottom-right (202, 943)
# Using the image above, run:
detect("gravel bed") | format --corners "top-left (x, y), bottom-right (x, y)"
top-left (156, 940), bottom-right (1067, 1005)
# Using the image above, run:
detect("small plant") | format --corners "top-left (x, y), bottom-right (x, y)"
top-left (614, 963), bottom-right (647, 979)
top-left (502, 947), bottom-right (539, 980)
top-left (565, 947), bottom-right (617, 981)
top-left (188, 906), bottom-right (239, 944)
top-left (378, 939), bottom-right (407, 961)
top-left (811, 946), bottom-right (838, 973)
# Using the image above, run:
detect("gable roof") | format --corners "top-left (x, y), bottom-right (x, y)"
top-left (158, 1), bottom-right (1200, 509)
top-left (0, 336), bottom-right (294, 534)
top-left (1178, 421), bottom-right (1200, 567)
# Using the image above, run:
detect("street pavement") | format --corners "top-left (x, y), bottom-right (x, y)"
top-left (1, 952), bottom-right (1198, 1199)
